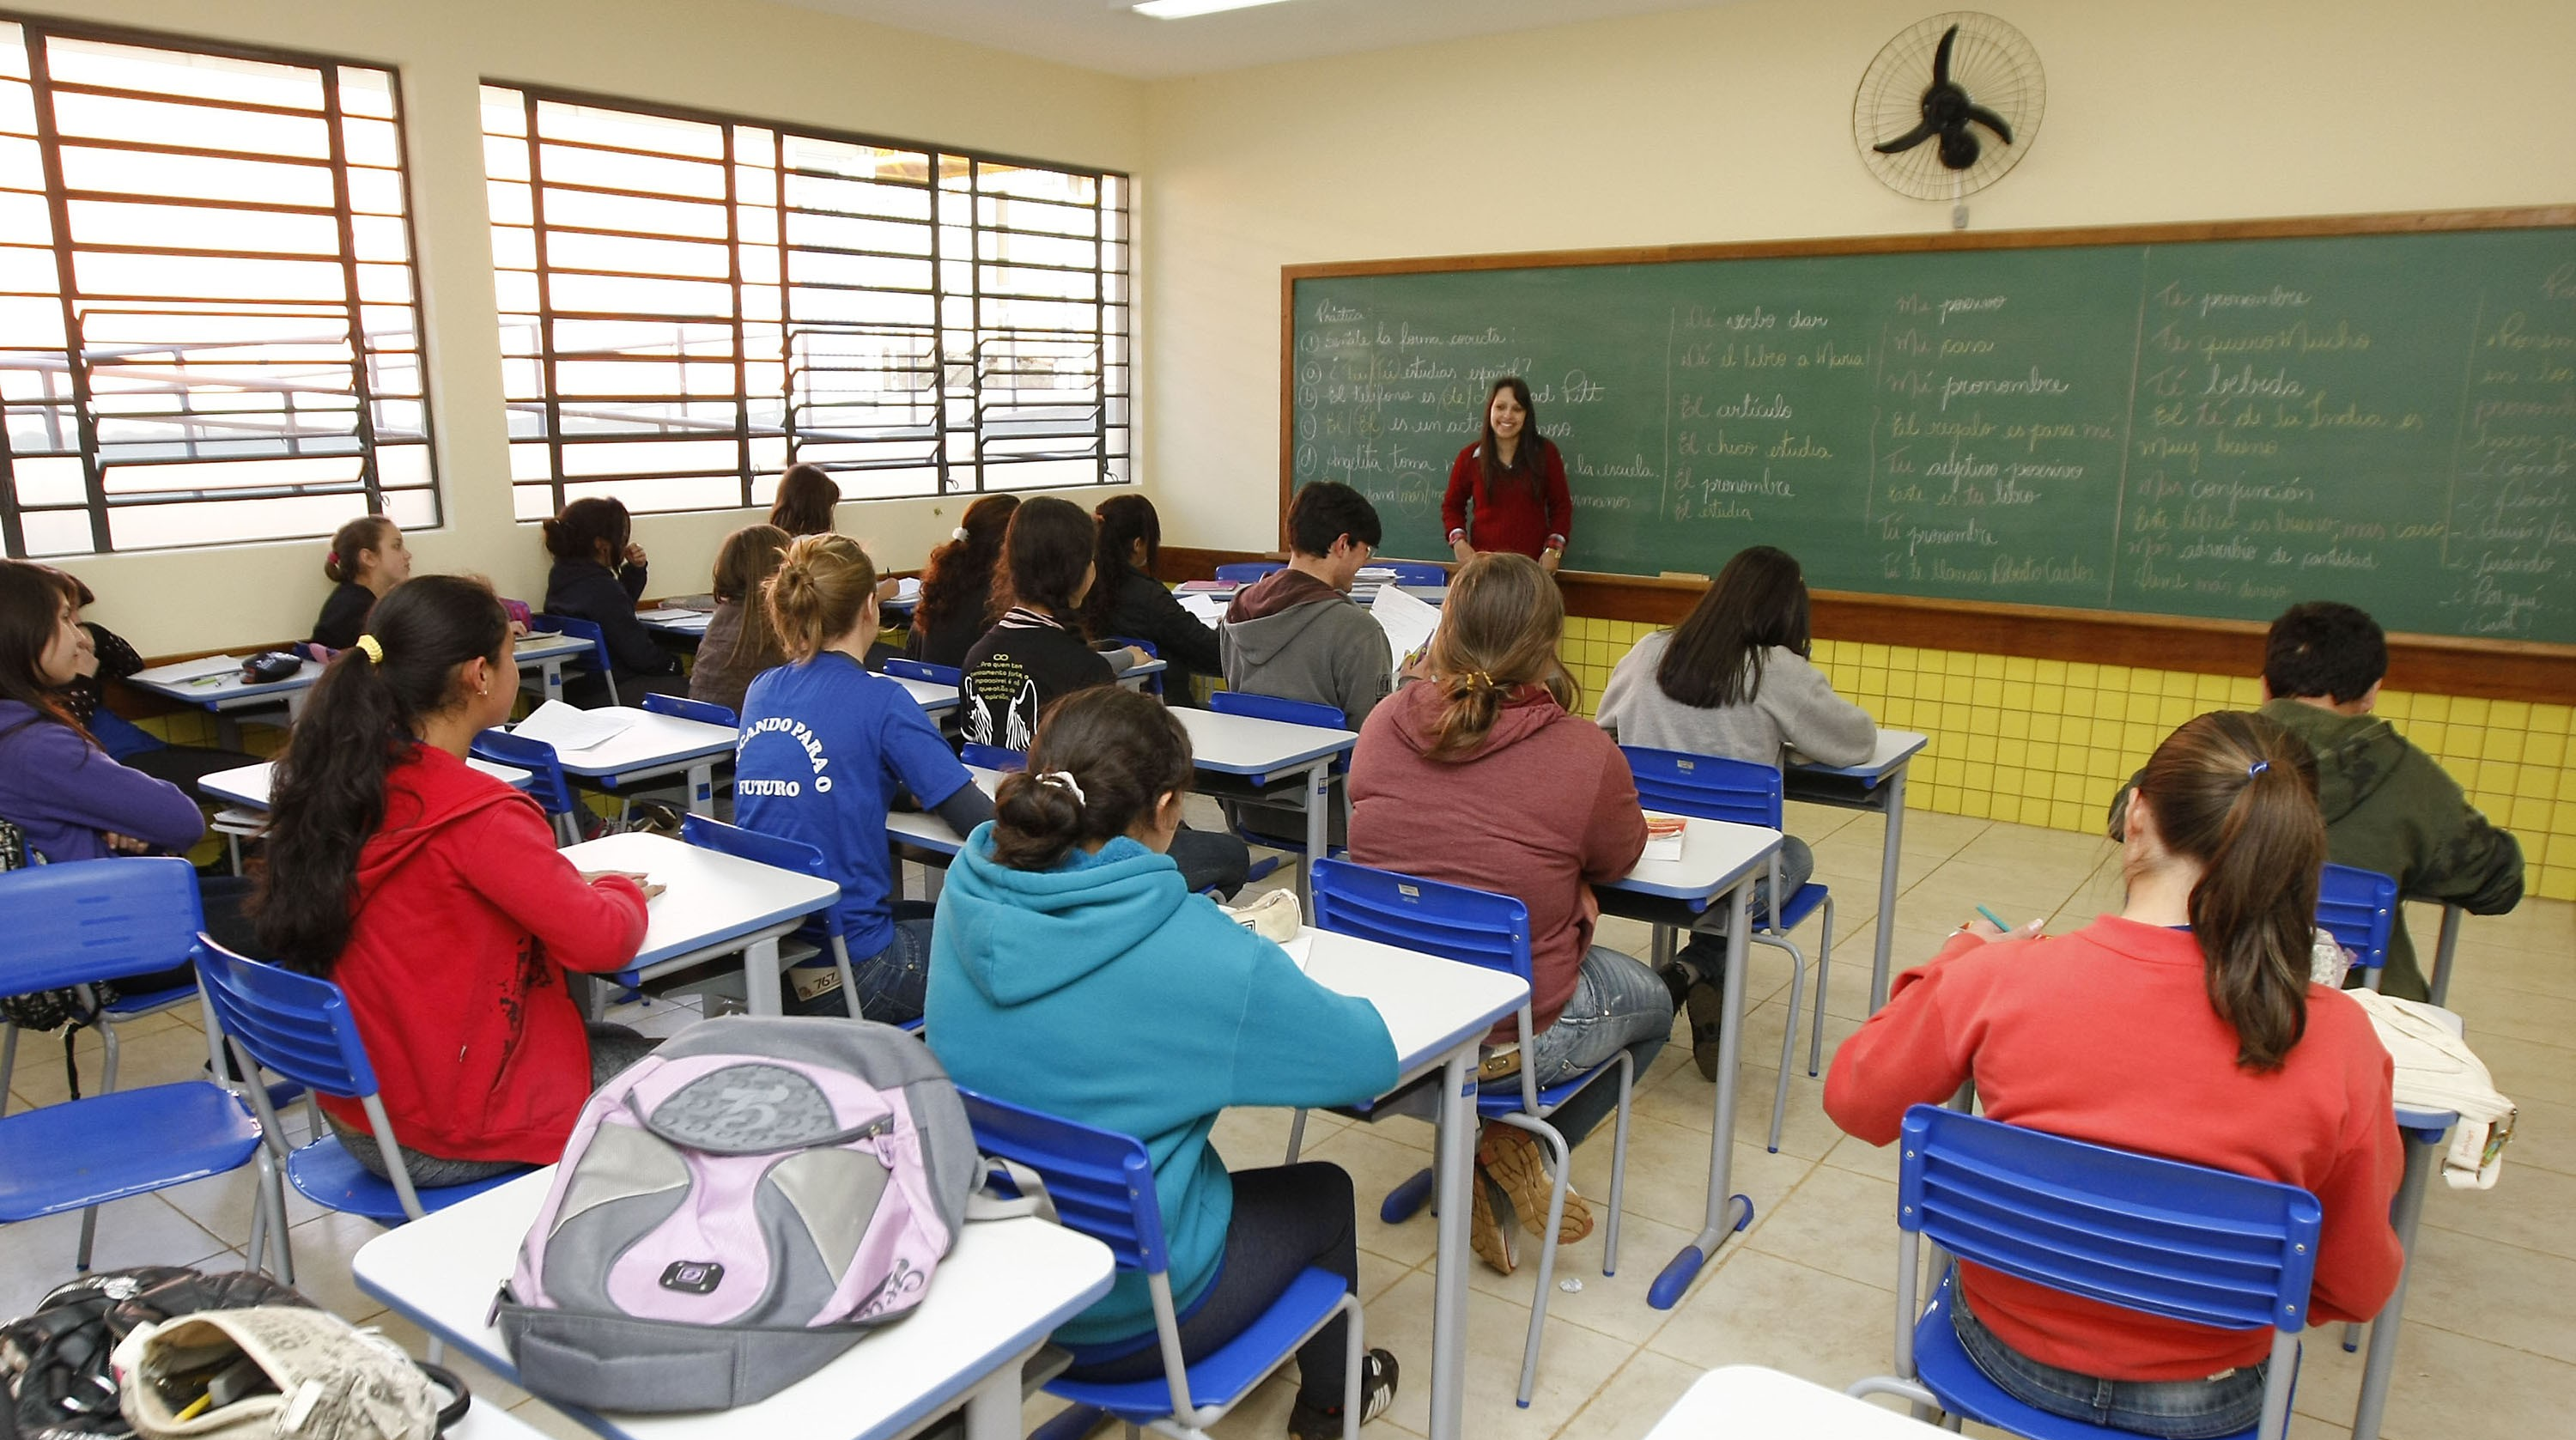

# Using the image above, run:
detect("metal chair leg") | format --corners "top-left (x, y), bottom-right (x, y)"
top-left (1505, 1115), bottom-right (1575, 1409)
top-left (1765, 934), bottom-right (1804, 1152)
top-left (1808, 896), bottom-right (1836, 1077)
top-left (1284, 1108), bottom-right (1308, 1165)
top-left (0, 1022), bottom-right (15, 1115)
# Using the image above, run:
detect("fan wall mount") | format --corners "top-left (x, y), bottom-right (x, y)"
top-left (1855, 12), bottom-right (2045, 227)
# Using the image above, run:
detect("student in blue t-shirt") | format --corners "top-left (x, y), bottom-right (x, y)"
top-left (735, 533), bottom-right (993, 1024)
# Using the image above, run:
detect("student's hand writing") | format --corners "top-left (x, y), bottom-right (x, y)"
top-left (1399, 646), bottom-right (1433, 681)
top-left (1121, 645), bottom-right (1153, 672)
top-left (580, 869), bottom-right (653, 890)
top-left (638, 882), bottom-right (667, 901)
top-left (509, 619), bottom-right (531, 639)
top-left (100, 831), bottom-right (151, 854)
top-left (1959, 914), bottom-right (2043, 941)
top-left (623, 542), bottom-right (649, 568)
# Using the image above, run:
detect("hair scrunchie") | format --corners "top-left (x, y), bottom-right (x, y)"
top-left (2246, 759), bottom-right (2269, 778)
top-left (1039, 770), bottom-right (1085, 805)
top-left (354, 635), bottom-right (384, 664)
top-left (952, 526), bottom-right (970, 542)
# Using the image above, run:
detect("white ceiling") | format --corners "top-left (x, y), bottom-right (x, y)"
top-left (775, 0), bottom-right (1741, 81)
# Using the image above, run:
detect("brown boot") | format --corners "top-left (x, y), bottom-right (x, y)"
top-left (1469, 1165), bottom-right (1516, 1275)
top-left (1479, 1124), bottom-right (1593, 1244)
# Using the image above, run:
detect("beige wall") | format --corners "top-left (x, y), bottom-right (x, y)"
top-left (1140, 0), bottom-right (2576, 555)
top-left (24, 0), bottom-right (1146, 654)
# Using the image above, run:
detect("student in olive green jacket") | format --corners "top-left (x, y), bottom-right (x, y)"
top-left (2111, 602), bottom-right (2523, 1000)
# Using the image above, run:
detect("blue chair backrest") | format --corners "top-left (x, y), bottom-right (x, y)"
top-left (471, 729), bottom-right (576, 817)
top-left (1377, 561), bottom-right (1446, 587)
top-left (884, 658), bottom-right (963, 688)
top-left (194, 936), bottom-right (380, 1103)
top-left (1620, 745), bottom-right (1783, 829)
top-left (1110, 636), bottom-right (1162, 695)
top-left (1212, 562), bottom-right (1283, 586)
top-left (642, 692), bottom-right (738, 730)
top-left (0, 856), bottom-right (204, 992)
top-left (2315, 864), bottom-right (2397, 974)
top-left (534, 613), bottom-right (614, 680)
top-left (1209, 690), bottom-right (1346, 731)
top-left (961, 743), bottom-right (1027, 773)
top-left (682, 815), bottom-right (840, 938)
top-left (1309, 858), bottom-right (1530, 983)
top-left (958, 1089), bottom-right (1168, 1275)
top-left (1896, 1105), bottom-right (2323, 1334)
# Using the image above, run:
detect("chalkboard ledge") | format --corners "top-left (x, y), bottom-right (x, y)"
top-left (1158, 547), bottom-right (2573, 704)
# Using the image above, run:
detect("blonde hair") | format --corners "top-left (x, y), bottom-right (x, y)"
top-left (765, 533), bottom-right (878, 663)
top-left (1422, 550), bottom-right (1575, 760)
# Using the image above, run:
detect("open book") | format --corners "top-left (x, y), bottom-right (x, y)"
top-left (1367, 584), bottom-right (1441, 687)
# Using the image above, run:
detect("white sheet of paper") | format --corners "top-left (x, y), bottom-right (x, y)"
top-left (1277, 933), bottom-right (1315, 972)
top-left (634, 607), bottom-right (704, 623)
top-left (893, 576), bottom-right (922, 603)
top-left (1178, 592), bottom-right (1231, 625)
top-left (1368, 583), bottom-right (1442, 684)
top-left (132, 653), bottom-right (245, 684)
top-left (512, 699), bottom-right (637, 752)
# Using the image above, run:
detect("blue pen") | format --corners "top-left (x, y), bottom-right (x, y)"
top-left (1975, 904), bottom-right (2012, 932)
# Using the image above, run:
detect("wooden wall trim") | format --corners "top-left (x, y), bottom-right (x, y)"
top-left (1157, 545), bottom-right (2576, 702)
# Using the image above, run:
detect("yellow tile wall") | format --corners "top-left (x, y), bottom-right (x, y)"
top-left (1558, 616), bottom-right (2576, 904)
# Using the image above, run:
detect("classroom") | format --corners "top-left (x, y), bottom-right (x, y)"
top-left (2, 3), bottom-right (2569, 1440)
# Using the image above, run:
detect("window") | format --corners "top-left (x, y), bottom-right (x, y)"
top-left (0, 15), bottom-right (434, 557)
top-left (483, 86), bottom-right (1129, 519)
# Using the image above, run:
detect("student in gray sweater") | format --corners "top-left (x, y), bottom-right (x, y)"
top-left (1595, 545), bottom-right (1875, 1076)
top-left (1219, 481), bottom-right (1395, 728)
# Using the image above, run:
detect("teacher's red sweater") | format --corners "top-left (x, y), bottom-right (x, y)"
top-left (1443, 441), bottom-right (1572, 560)
top-left (1825, 918), bottom-right (2404, 1381)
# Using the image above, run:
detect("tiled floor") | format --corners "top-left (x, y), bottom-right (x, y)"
top-left (6, 802), bottom-right (2569, 1439)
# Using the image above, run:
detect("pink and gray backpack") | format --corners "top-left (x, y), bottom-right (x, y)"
top-left (495, 1016), bottom-right (997, 1412)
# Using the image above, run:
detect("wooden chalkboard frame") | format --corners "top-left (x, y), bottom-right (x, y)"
top-left (1276, 206), bottom-right (2576, 702)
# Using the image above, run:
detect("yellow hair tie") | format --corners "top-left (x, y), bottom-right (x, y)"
top-left (354, 635), bottom-right (384, 664)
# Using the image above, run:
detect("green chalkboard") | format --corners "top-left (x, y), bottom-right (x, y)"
top-left (1284, 214), bottom-right (2576, 646)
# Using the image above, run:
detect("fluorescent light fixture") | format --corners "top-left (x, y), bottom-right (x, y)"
top-left (1131, 0), bottom-right (1298, 17)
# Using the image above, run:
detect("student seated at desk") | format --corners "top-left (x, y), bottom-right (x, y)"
top-left (2111, 601), bottom-right (2523, 1003)
top-left (688, 523), bottom-right (791, 717)
top-left (0, 561), bottom-right (256, 981)
top-left (1827, 711), bottom-right (2403, 1438)
top-left (1220, 480), bottom-right (1395, 728)
top-left (737, 535), bottom-right (992, 1024)
top-left (251, 576), bottom-right (654, 1184)
top-left (1346, 551), bottom-right (1700, 1274)
top-left (312, 514), bottom-right (411, 652)
top-left (1595, 544), bottom-right (1874, 1077)
top-left (962, 496), bottom-right (1251, 897)
top-left (1082, 495), bottom-right (1219, 705)
top-left (908, 493), bottom-right (1018, 670)
top-left (925, 686), bottom-right (1402, 1439)
top-left (51, 571), bottom-right (256, 805)
top-left (541, 496), bottom-right (684, 705)
top-left (767, 461), bottom-right (839, 538)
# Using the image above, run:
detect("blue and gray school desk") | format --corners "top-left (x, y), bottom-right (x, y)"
top-left (1784, 729), bottom-right (1930, 1012)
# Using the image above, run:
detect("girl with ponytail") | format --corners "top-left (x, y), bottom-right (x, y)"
top-left (1346, 550), bottom-right (1696, 1276)
top-left (908, 493), bottom-right (1018, 669)
top-left (311, 514), bottom-right (410, 652)
top-left (925, 687), bottom-right (1405, 1438)
top-left (733, 534), bottom-right (992, 1024)
top-left (249, 574), bottom-right (654, 1185)
top-left (1825, 710), bottom-right (2404, 1437)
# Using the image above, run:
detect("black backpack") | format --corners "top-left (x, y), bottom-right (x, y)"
top-left (0, 1268), bottom-right (309, 1440)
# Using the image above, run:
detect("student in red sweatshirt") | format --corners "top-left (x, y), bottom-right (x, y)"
top-left (251, 575), bottom-right (654, 1186)
top-left (1442, 376), bottom-right (1571, 569)
top-left (1347, 551), bottom-right (1700, 1276)
top-left (1825, 711), bottom-right (2403, 1437)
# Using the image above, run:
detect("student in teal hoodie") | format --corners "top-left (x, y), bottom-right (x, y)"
top-left (926, 686), bottom-right (1403, 1440)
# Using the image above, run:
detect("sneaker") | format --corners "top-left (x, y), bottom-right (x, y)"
top-left (1686, 976), bottom-right (1728, 1082)
top-left (1470, 1166), bottom-right (1516, 1275)
top-left (1286, 1348), bottom-right (1399, 1438)
top-left (1479, 1124), bottom-right (1592, 1244)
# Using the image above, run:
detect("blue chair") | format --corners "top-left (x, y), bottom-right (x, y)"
top-left (471, 728), bottom-right (583, 845)
top-left (1847, 1105), bottom-right (2319, 1440)
top-left (1109, 635), bottom-right (1163, 697)
top-left (1212, 562), bottom-right (1284, 586)
top-left (1302, 857), bottom-right (1631, 1407)
top-left (680, 815), bottom-right (859, 1019)
top-left (959, 1090), bottom-right (1365, 1440)
top-left (960, 742), bottom-right (1028, 774)
top-left (1620, 745), bottom-right (1833, 1153)
top-left (1373, 561), bottom-right (1447, 587)
top-left (1205, 690), bottom-right (1350, 884)
top-left (0, 860), bottom-right (267, 1273)
top-left (2316, 863), bottom-right (2397, 992)
top-left (642, 691), bottom-right (738, 730)
top-left (194, 936), bottom-right (530, 1282)
top-left (884, 657), bottom-right (963, 689)
top-left (532, 613), bottom-right (616, 706)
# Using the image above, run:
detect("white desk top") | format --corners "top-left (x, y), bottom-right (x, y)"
top-left (198, 757), bottom-right (532, 811)
top-left (1603, 815), bottom-right (1782, 904)
top-left (526, 708), bottom-right (738, 778)
top-left (1300, 927), bottom-right (1527, 1079)
top-left (883, 767), bottom-right (1008, 858)
top-left (1172, 705), bottom-right (1357, 777)
top-left (1646, 1365), bottom-right (1948, 1437)
top-left (1789, 729), bottom-right (1929, 781)
top-left (353, 1168), bottom-right (1114, 1440)
top-left (558, 832), bottom-right (838, 969)
top-left (514, 632), bottom-right (596, 665)
top-left (885, 672), bottom-right (960, 714)
top-left (125, 654), bottom-right (317, 708)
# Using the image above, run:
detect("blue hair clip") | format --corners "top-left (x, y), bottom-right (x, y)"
top-left (2247, 760), bottom-right (2269, 777)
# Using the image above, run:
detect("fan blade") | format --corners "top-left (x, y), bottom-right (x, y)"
top-left (1930, 24), bottom-right (1960, 87)
top-left (1965, 105), bottom-right (2015, 144)
top-left (1874, 119), bottom-right (1941, 155)
top-left (1937, 127), bottom-right (1983, 171)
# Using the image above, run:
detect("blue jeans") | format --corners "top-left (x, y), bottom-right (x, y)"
top-left (1522, 945), bottom-right (1672, 1151)
top-left (1951, 1287), bottom-right (2270, 1439)
top-left (847, 902), bottom-right (937, 1024)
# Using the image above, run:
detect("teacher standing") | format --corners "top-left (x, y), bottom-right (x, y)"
top-left (1443, 375), bottom-right (1572, 574)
